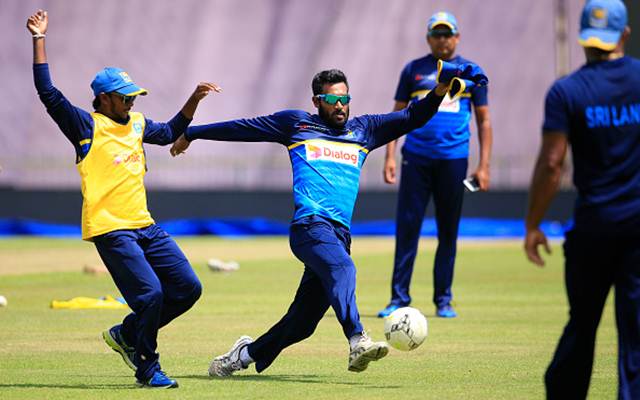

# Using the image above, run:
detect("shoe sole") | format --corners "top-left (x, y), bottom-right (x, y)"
top-left (208, 336), bottom-right (253, 377)
top-left (348, 344), bottom-right (389, 373)
top-left (136, 381), bottom-right (179, 389)
top-left (102, 330), bottom-right (136, 371)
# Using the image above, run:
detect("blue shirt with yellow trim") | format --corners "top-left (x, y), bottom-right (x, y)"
top-left (186, 91), bottom-right (443, 228)
top-left (395, 54), bottom-right (488, 159)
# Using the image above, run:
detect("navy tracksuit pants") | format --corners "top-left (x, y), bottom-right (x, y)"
top-left (389, 155), bottom-right (467, 308)
top-left (248, 215), bottom-right (364, 372)
top-left (545, 231), bottom-right (640, 400)
top-left (93, 224), bottom-right (202, 381)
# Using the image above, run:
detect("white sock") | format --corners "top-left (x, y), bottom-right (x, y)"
top-left (240, 346), bottom-right (254, 366)
top-left (349, 332), bottom-right (365, 349)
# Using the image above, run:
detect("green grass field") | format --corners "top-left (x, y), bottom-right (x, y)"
top-left (0, 237), bottom-right (617, 399)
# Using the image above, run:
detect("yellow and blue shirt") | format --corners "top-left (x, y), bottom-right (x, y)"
top-left (395, 54), bottom-right (488, 160)
top-left (186, 91), bottom-right (443, 228)
top-left (34, 63), bottom-right (190, 240)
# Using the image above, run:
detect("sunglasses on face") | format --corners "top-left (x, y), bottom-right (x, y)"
top-left (429, 31), bottom-right (454, 39)
top-left (110, 93), bottom-right (137, 105)
top-left (316, 94), bottom-right (351, 105)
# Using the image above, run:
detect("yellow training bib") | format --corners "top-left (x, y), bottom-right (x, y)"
top-left (77, 112), bottom-right (154, 240)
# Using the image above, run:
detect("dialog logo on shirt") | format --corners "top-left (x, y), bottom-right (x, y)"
top-left (305, 142), bottom-right (360, 167)
top-left (113, 151), bottom-right (144, 174)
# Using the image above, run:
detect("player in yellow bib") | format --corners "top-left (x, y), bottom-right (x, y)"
top-left (28, 9), bottom-right (221, 389)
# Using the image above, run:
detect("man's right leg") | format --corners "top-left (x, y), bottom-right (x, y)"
top-left (94, 230), bottom-right (168, 384)
top-left (545, 232), bottom-right (614, 399)
top-left (381, 157), bottom-right (430, 317)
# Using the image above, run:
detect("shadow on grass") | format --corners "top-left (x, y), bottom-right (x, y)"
top-left (0, 383), bottom-right (133, 390)
top-left (177, 374), bottom-right (401, 389)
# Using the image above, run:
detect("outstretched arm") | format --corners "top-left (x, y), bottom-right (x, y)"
top-left (170, 110), bottom-right (301, 156)
top-left (366, 84), bottom-right (448, 150)
top-left (524, 131), bottom-right (568, 267)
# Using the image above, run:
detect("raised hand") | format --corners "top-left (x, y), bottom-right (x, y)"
top-left (27, 9), bottom-right (48, 36)
top-left (192, 82), bottom-right (222, 101)
top-left (181, 82), bottom-right (222, 120)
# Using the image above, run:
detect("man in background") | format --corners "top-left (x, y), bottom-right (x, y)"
top-left (524, 0), bottom-right (640, 398)
top-left (378, 11), bottom-right (493, 319)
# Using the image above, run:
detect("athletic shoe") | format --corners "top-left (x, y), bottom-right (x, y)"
top-left (436, 304), bottom-right (457, 318)
top-left (136, 370), bottom-right (178, 389)
top-left (377, 304), bottom-right (401, 318)
top-left (102, 324), bottom-right (136, 371)
top-left (208, 335), bottom-right (253, 377)
top-left (348, 333), bottom-right (389, 372)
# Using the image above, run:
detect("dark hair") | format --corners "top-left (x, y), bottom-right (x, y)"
top-left (92, 96), bottom-right (101, 110)
top-left (311, 69), bottom-right (349, 95)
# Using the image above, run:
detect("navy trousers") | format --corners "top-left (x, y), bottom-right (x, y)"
top-left (93, 224), bottom-right (202, 381)
top-left (389, 155), bottom-right (467, 308)
top-left (248, 215), bottom-right (363, 373)
top-left (545, 231), bottom-right (640, 400)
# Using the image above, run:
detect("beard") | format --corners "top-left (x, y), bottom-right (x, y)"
top-left (319, 106), bottom-right (349, 129)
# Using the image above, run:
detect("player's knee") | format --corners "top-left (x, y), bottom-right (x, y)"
top-left (139, 287), bottom-right (164, 310)
top-left (187, 277), bottom-right (203, 304)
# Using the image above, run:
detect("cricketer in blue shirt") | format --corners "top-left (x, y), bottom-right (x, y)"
top-left (171, 69), bottom-right (457, 375)
top-left (524, 1), bottom-right (640, 398)
top-left (378, 11), bottom-right (493, 320)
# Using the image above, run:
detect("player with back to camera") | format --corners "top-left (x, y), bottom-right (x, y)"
top-left (27, 9), bottom-right (221, 389)
top-left (170, 64), bottom-right (479, 375)
top-left (524, 0), bottom-right (640, 398)
top-left (377, 11), bottom-right (493, 320)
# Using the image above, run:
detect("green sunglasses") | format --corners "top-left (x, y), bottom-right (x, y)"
top-left (316, 94), bottom-right (351, 105)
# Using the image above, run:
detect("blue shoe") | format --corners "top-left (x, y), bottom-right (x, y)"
top-left (377, 304), bottom-right (401, 318)
top-left (136, 370), bottom-right (178, 389)
top-left (102, 324), bottom-right (137, 371)
top-left (436, 305), bottom-right (457, 318)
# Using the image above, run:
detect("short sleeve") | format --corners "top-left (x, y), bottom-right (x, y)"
top-left (542, 81), bottom-right (569, 134)
top-left (471, 84), bottom-right (488, 107)
top-left (394, 62), bottom-right (413, 102)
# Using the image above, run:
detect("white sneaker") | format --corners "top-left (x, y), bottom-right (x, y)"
top-left (207, 258), bottom-right (240, 272)
top-left (208, 336), bottom-right (253, 377)
top-left (348, 333), bottom-right (389, 372)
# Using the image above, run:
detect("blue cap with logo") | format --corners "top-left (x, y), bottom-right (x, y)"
top-left (579, 0), bottom-right (627, 51)
top-left (427, 11), bottom-right (458, 35)
top-left (90, 67), bottom-right (148, 97)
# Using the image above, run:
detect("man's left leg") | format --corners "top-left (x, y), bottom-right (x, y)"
top-left (289, 218), bottom-right (388, 372)
top-left (141, 225), bottom-right (202, 328)
top-left (431, 158), bottom-right (467, 317)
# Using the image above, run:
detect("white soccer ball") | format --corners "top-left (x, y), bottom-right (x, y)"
top-left (0, 295), bottom-right (7, 307)
top-left (383, 307), bottom-right (428, 351)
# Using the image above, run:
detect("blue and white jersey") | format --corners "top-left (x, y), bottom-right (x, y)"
top-left (186, 92), bottom-right (443, 228)
top-left (395, 54), bottom-right (488, 159)
top-left (543, 56), bottom-right (640, 234)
